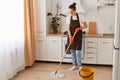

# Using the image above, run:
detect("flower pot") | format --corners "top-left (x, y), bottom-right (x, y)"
top-left (53, 29), bottom-right (58, 34)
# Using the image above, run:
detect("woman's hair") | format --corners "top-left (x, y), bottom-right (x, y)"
top-left (69, 2), bottom-right (76, 11)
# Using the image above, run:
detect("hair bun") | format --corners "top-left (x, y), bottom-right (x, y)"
top-left (72, 2), bottom-right (76, 6)
top-left (69, 2), bottom-right (76, 11)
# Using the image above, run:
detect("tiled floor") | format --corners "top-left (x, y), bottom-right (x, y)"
top-left (10, 62), bottom-right (112, 80)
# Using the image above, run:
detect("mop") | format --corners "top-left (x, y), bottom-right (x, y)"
top-left (50, 31), bottom-right (77, 78)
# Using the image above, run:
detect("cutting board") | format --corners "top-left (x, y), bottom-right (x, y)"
top-left (88, 22), bottom-right (97, 34)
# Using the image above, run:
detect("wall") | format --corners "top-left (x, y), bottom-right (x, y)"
top-left (61, 0), bottom-right (115, 34)
top-left (81, 8), bottom-right (115, 34)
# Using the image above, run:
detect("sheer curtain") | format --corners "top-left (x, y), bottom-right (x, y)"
top-left (0, 0), bottom-right (25, 80)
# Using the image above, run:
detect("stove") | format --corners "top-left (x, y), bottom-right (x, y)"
top-left (62, 31), bottom-right (86, 62)
top-left (62, 36), bottom-right (72, 62)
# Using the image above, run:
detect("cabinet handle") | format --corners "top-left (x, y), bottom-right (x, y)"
top-left (87, 47), bottom-right (96, 49)
top-left (87, 52), bottom-right (94, 54)
top-left (37, 31), bottom-right (43, 33)
top-left (38, 40), bottom-right (43, 41)
top-left (51, 40), bottom-right (57, 42)
top-left (102, 42), bottom-right (109, 43)
top-left (87, 41), bottom-right (96, 43)
top-left (87, 57), bottom-right (93, 59)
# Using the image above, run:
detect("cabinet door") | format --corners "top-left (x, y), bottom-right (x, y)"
top-left (98, 38), bottom-right (113, 65)
top-left (47, 37), bottom-right (62, 61)
top-left (35, 36), bottom-right (46, 60)
top-left (84, 48), bottom-right (97, 64)
top-left (83, 38), bottom-right (97, 64)
top-left (34, 0), bottom-right (46, 35)
top-left (85, 38), bottom-right (98, 48)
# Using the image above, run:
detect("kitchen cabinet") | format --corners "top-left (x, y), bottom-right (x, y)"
top-left (97, 0), bottom-right (115, 12)
top-left (46, 37), bottom-right (62, 61)
top-left (83, 37), bottom-right (113, 65)
top-left (34, 0), bottom-right (47, 61)
top-left (97, 38), bottom-right (113, 65)
top-left (35, 35), bottom-right (47, 60)
top-left (34, 0), bottom-right (63, 61)
top-left (83, 38), bottom-right (97, 64)
top-left (97, 0), bottom-right (115, 7)
top-left (34, 0), bottom-right (47, 36)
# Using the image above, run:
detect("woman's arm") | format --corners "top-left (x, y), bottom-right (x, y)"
top-left (81, 21), bottom-right (87, 29)
top-left (67, 24), bottom-right (72, 37)
top-left (79, 16), bottom-right (88, 29)
top-left (75, 21), bottom-right (88, 33)
top-left (67, 24), bottom-right (73, 44)
top-left (66, 15), bottom-right (72, 37)
top-left (75, 16), bottom-right (88, 33)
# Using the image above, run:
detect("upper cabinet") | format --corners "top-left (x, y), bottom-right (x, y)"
top-left (97, 0), bottom-right (115, 7)
top-left (34, 0), bottom-right (47, 36)
top-left (97, 0), bottom-right (115, 11)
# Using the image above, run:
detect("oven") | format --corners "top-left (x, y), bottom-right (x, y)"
top-left (62, 35), bottom-right (85, 62)
top-left (62, 36), bottom-right (72, 62)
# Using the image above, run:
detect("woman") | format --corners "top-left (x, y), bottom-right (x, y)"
top-left (66, 2), bottom-right (87, 71)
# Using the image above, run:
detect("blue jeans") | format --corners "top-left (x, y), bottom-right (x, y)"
top-left (70, 49), bottom-right (82, 67)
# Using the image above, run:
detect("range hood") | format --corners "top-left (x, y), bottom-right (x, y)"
top-left (61, 0), bottom-right (85, 13)
top-left (76, 0), bottom-right (85, 13)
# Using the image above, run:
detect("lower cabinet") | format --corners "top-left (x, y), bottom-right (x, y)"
top-left (97, 38), bottom-right (113, 65)
top-left (35, 35), bottom-right (113, 65)
top-left (46, 37), bottom-right (62, 61)
top-left (83, 38), bottom-right (113, 65)
top-left (83, 38), bottom-right (97, 64)
top-left (35, 36), bottom-right (47, 60)
top-left (35, 36), bottom-right (62, 61)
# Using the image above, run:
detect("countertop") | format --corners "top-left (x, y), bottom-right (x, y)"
top-left (47, 33), bottom-right (114, 38)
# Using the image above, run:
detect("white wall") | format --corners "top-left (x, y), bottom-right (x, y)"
top-left (37, 0), bottom-right (115, 34)
top-left (81, 8), bottom-right (115, 34)
top-left (61, 0), bottom-right (115, 34)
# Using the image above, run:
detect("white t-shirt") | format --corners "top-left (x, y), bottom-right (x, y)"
top-left (66, 14), bottom-right (85, 26)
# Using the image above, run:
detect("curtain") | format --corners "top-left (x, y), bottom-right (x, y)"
top-left (0, 0), bottom-right (25, 80)
top-left (24, 0), bottom-right (35, 66)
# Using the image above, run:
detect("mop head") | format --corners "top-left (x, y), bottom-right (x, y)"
top-left (50, 71), bottom-right (65, 78)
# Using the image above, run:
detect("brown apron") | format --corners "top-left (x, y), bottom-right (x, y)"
top-left (67, 13), bottom-right (82, 50)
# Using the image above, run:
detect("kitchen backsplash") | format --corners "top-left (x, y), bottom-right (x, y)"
top-left (60, 1), bottom-right (115, 34)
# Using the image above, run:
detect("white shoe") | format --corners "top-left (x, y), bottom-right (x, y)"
top-left (69, 66), bottom-right (78, 71)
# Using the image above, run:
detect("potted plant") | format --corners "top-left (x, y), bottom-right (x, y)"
top-left (47, 4), bottom-right (66, 34)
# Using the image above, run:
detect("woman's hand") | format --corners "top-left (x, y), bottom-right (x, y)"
top-left (82, 21), bottom-right (88, 28)
top-left (69, 35), bottom-right (73, 44)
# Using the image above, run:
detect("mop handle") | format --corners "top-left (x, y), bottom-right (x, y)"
top-left (55, 32), bottom-right (77, 72)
